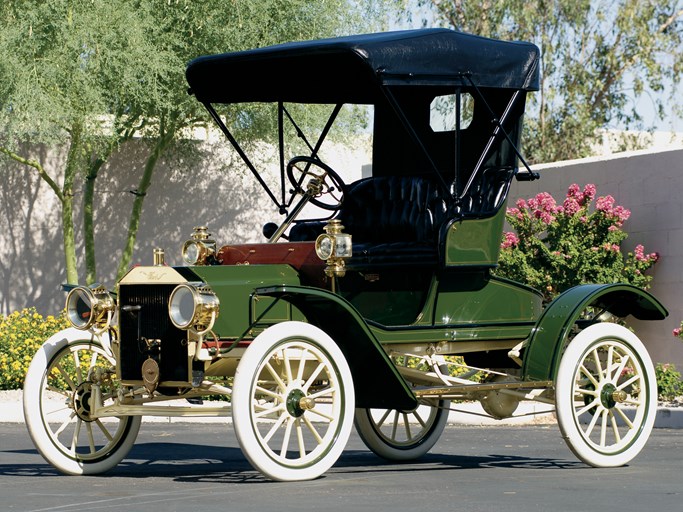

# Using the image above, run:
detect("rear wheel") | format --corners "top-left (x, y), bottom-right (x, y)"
top-left (23, 333), bottom-right (140, 474)
top-left (354, 400), bottom-right (449, 461)
top-left (555, 323), bottom-right (657, 467)
top-left (232, 322), bottom-right (355, 481)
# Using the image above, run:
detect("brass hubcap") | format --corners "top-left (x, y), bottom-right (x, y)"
top-left (612, 389), bottom-right (628, 403)
top-left (286, 389), bottom-right (316, 417)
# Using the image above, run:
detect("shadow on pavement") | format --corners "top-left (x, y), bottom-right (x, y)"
top-left (0, 440), bottom-right (584, 483)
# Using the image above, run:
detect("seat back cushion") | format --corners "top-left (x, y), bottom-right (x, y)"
top-left (341, 176), bottom-right (448, 244)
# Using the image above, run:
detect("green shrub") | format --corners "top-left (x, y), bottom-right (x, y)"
top-left (655, 363), bottom-right (682, 402)
top-left (0, 308), bottom-right (68, 390)
top-left (497, 184), bottom-right (658, 302)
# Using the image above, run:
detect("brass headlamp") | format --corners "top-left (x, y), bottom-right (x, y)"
top-left (315, 220), bottom-right (352, 278)
top-left (168, 282), bottom-right (220, 335)
top-left (181, 226), bottom-right (217, 266)
top-left (65, 284), bottom-right (115, 334)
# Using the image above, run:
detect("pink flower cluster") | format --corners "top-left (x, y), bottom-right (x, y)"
top-left (508, 192), bottom-right (560, 225)
top-left (634, 244), bottom-right (659, 263)
top-left (595, 195), bottom-right (630, 226)
top-left (603, 243), bottom-right (620, 252)
top-left (501, 231), bottom-right (519, 249)
top-left (562, 183), bottom-right (596, 215)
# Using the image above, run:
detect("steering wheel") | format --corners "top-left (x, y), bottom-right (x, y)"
top-left (286, 156), bottom-right (345, 211)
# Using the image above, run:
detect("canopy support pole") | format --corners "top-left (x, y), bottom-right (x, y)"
top-left (202, 102), bottom-right (284, 211)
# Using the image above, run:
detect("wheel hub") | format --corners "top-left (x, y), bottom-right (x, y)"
top-left (600, 383), bottom-right (618, 409)
top-left (286, 389), bottom-right (315, 417)
top-left (73, 382), bottom-right (94, 422)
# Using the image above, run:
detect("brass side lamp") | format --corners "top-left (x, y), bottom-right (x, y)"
top-left (181, 226), bottom-right (217, 266)
top-left (315, 220), bottom-right (352, 283)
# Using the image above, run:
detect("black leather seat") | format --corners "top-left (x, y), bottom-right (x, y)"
top-left (289, 168), bottom-right (512, 268)
top-left (290, 176), bottom-right (449, 267)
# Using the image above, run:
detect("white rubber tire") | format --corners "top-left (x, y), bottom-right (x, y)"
top-left (232, 321), bottom-right (355, 481)
top-left (354, 400), bottom-right (449, 461)
top-left (555, 323), bottom-right (657, 467)
top-left (23, 329), bottom-right (141, 475)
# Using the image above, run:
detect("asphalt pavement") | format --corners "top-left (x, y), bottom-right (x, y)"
top-left (1, 422), bottom-right (681, 512)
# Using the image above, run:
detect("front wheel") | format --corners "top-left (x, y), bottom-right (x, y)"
top-left (232, 322), bottom-right (355, 481)
top-left (555, 323), bottom-right (657, 467)
top-left (23, 330), bottom-right (141, 475)
top-left (354, 400), bottom-right (449, 461)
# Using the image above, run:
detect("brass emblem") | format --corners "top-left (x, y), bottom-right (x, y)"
top-left (142, 358), bottom-right (160, 394)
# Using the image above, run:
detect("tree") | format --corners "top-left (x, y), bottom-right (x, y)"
top-left (0, 0), bottom-right (389, 285)
top-left (417, 0), bottom-right (683, 163)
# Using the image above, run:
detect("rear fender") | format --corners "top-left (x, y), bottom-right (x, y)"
top-left (522, 283), bottom-right (667, 382)
top-left (254, 285), bottom-right (418, 411)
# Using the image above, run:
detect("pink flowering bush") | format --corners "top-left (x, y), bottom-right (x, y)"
top-left (497, 183), bottom-right (659, 302)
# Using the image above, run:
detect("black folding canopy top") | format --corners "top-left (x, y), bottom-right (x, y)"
top-left (186, 28), bottom-right (540, 105)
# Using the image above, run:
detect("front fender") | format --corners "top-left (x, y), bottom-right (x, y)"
top-left (522, 283), bottom-right (667, 382)
top-left (40, 327), bottom-right (113, 356)
top-left (254, 285), bottom-right (417, 411)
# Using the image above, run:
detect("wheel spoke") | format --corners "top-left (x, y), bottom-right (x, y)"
top-left (592, 349), bottom-right (604, 378)
top-left (306, 407), bottom-right (335, 422)
top-left (614, 405), bottom-right (634, 428)
top-left (54, 362), bottom-right (77, 391)
top-left (54, 411), bottom-right (77, 437)
top-left (412, 409), bottom-right (427, 428)
top-left (376, 409), bottom-right (392, 428)
top-left (584, 405), bottom-right (602, 437)
top-left (255, 385), bottom-right (282, 401)
top-left (46, 385), bottom-right (71, 398)
top-left (599, 408), bottom-right (608, 447)
top-left (88, 351), bottom-right (100, 374)
top-left (579, 364), bottom-right (600, 388)
top-left (283, 350), bottom-right (293, 383)
top-left (280, 417), bottom-right (294, 457)
top-left (576, 397), bottom-right (599, 417)
top-left (263, 413), bottom-right (288, 443)
top-left (95, 419), bottom-right (114, 442)
top-left (302, 415), bottom-right (323, 444)
top-left (616, 374), bottom-right (640, 391)
top-left (296, 348), bottom-right (309, 382)
top-left (606, 346), bottom-right (614, 378)
top-left (302, 363), bottom-right (326, 392)
top-left (307, 386), bottom-right (336, 401)
top-left (391, 410), bottom-right (400, 441)
top-left (70, 418), bottom-right (82, 452)
top-left (622, 396), bottom-right (642, 407)
top-left (402, 413), bottom-right (412, 441)
top-left (73, 350), bottom-right (84, 383)
top-left (85, 422), bottom-right (96, 454)
top-left (576, 387), bottom-right (598, 397)
top-left (254, 403), bottom-right (285, 419)
top-left (264, 362), bottom-right (287, 391)
top-left (614, 351), bottom-right (630, 378)
top-left (608, 410), bottom-right (622, 444)
top-left (296, 420), bottom-right (306, 457)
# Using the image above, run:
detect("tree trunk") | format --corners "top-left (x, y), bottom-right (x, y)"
top-left (83, 164), bottom-right (98, 285)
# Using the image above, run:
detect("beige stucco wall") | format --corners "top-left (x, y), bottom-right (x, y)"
top-left (0, 139), bottom-right (367, 315)
top-left (1, 142), bottom-right (681, 366)
top-left (509, 147), bottom-right (683, 367)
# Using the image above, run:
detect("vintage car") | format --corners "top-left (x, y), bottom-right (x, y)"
top-left (24, 29), bottom-right (668, 481)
